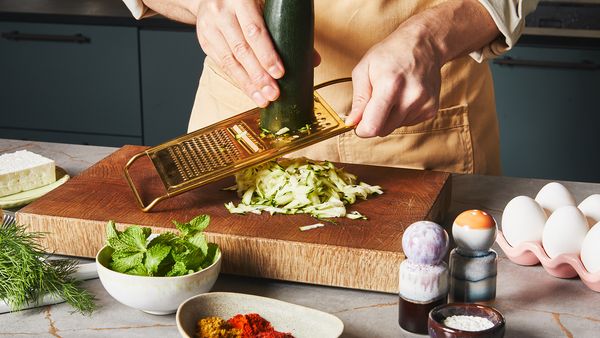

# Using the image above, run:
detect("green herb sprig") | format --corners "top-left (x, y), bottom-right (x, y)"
top-left (0, 224), bottom-right (96, 315)
top-left (106, 215), bottom-right (220, 277)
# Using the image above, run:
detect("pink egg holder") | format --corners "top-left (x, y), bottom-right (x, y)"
top-left (496, 230), bottom-right (600, 292)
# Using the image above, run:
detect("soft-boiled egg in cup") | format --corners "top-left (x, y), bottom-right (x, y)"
top-left (452, 210), bottom-right (497, 254)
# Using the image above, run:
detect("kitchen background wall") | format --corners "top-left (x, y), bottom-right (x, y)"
top-left (0, 0), bottom-right (599, 182)
top-left (491, 0), bottom-right (600, 183)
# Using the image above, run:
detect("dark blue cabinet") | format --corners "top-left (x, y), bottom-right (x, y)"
top-left (0, 22), bottom-right (206, 148)
top-left (491, 46), bottom-right (600, 182)
top-left (0, 22), bottom-right (142, 146)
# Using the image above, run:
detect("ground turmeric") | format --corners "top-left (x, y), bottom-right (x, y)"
top-left (197, 317), bottom-right (241, 338)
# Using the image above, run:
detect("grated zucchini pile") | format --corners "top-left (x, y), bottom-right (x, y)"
top-left (224, 158), bottom-right (382, 219)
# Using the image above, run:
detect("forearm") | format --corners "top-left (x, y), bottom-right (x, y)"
top-left (403, 0), bottom-right (500, 65)
top-left (141, 0), bottom-right (199, 25)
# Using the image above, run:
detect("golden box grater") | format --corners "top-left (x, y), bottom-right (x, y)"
top-left (124, 79), bottom-right (353, 212)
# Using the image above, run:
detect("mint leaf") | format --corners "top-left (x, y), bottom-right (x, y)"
top-left (112, 249), bottom-right (138, 260)
top-left (121, 226), bottom-right (150, 253)
top-left (201, 243), bottom-right (220, 269)
top-left (127, 264), bottom-right (149, 276)
top-left (168, 237), bottom-right (192, 259)
top-left (106, 221), bottom-right (135, 252)
top-left (105, 215), bottom-right (218, 277)
top-left (106, 223), bottom-right (149, 254)
top-left (155, 254), bottom-right (175, 276)
top-left (187, 232), bottom-right (208, 255)
top-left (145, 244), bottom-right (170, 276)
top-left (148, 232), bottom-right (178, 247)
top-left (189, 215), bottom-right (210, 232)
top-left (172, 220), bottom-right (188, 236)
top-left (174, 215), bottom-right (210, 237)
top-left (184, 248), bottom-right (205, 272)
top-left (106, 220), bottom-right (119, 241)
top-left (168, 238), bottom-right (206, 272)
top-left (111, 252), bottom-right (144, 273)
top-left (167, 261), bottom-right (188, 277)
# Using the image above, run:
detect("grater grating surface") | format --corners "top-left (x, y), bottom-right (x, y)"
top-left (124, 89), bottom-right (353, 212)
top-left (167, 130), bottom-right (238, 182)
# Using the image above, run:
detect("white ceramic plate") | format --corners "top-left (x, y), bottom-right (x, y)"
top-left (0, 167), bottom-right (69, 209)
top-left (176, 292), bottom-right (344, 338)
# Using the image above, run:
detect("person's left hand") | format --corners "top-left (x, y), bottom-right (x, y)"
top-left (345, 24), bottom-right (443, 137)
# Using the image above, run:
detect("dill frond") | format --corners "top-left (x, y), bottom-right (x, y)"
top-left (0, 224), bottom-right (96, 315)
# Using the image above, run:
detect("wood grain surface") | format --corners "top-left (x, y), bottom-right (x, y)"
top-left (17, 145), bottom-right (451, 293)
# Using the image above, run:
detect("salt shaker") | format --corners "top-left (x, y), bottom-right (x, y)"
top-left (398, 221), bottom-right (449, 334)
top-left (449, 209), bottom-right (498, 303)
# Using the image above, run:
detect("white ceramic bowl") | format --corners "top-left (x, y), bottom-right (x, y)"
top-left (176, 292), bottom-right (344, 338)
top-left (96, 245), bottom-right (221, 315)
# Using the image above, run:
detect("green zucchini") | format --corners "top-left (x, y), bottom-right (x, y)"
top-left (260, 0), bottom-right (315, 132)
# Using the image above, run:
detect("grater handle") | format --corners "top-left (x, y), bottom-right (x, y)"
top-left (314, 77), bottom-right (352, 91)
top-left (123, 151), bottom-right (171, 212)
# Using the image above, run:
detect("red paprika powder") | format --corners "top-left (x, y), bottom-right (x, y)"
top-left (225, 313), bottom-right (293, 338)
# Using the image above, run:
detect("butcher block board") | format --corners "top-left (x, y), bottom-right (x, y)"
top-left (17, 145), bottom-right (451, 293)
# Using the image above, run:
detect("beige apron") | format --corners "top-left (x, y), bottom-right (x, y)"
top-left (188, 0), bottom-right (501, 175)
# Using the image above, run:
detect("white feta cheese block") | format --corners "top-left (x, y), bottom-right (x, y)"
top-left (0, 150), bottom-right (56, 197)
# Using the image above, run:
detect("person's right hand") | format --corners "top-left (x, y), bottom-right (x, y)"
top-left (194, 0), bottom-right (284, 108)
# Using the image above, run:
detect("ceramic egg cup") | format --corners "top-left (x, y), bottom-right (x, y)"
top-left (496, 230), bottom-right (600, 292)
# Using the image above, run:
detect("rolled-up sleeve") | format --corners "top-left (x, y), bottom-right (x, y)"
top-left (470, 0), bottom-right (540, 62)
top-left (122, 0), bottom-right (156, 19)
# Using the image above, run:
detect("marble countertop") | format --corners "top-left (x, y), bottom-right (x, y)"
top-left (1, 138), bottom-right (600, 338)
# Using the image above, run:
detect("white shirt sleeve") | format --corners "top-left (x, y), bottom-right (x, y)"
top-left (470, 0), bottom-right (540, 62)
top-left (122, 0), bottom-right (156, 19)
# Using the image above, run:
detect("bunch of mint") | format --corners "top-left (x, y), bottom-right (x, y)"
top-left (105, 215), bottom-right (220, 277)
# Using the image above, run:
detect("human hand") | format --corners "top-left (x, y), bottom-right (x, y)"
top-left (194, 0), bottom-right (320, 108)
top-left (194, 0), bottom-right (284, 107)
top-left (345, 24), bottom-right (442, 137)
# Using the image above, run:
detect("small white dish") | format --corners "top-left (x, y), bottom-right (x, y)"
top-left (96, 245), bottom-right (221, 315)
top-left (176, 292), bottom-right (344, 338)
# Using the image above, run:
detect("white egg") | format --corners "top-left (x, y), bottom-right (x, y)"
top-left (535, 182), bottom-right (576, 216)
top-left (542, 206), bottom-right (589, 259)
top-left (578, 194), bottom-right (600, 227)
top-left (581, 221), bottom-right (600, 273)
top-left (501, 196), bottom-right (547, 247)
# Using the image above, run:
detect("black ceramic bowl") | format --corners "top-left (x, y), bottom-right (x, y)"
top-left (428, 303), bottom-right (505, 338)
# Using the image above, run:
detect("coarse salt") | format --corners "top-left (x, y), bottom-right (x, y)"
top-left (443, 315), bottom-right (494, 331)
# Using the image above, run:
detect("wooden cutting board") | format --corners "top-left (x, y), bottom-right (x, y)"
top-left (16, 145), bottom-right (451, 293)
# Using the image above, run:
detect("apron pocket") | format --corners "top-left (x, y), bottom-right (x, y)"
top-left (342, 104), bottom-right (474, 174)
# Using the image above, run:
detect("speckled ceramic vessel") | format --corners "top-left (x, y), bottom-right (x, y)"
top-left (96, 245), bottom-right (221, 315)
top-left (176, 292), bottom-right (344, 338)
